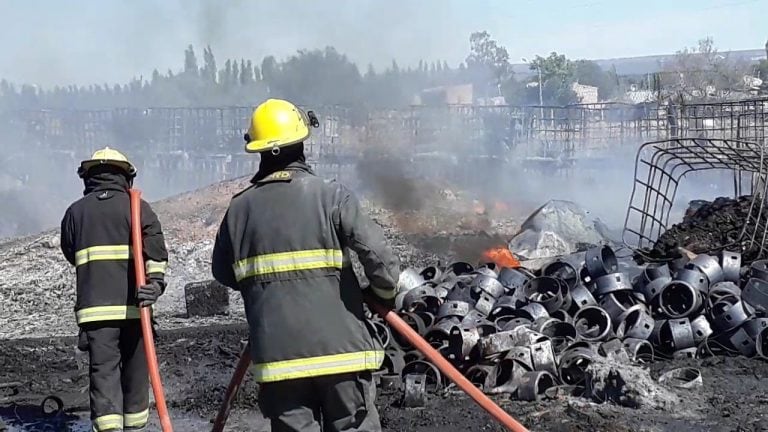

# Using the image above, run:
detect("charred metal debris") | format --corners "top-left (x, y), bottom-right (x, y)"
top-left (365, 245), bottom-right (768, 406)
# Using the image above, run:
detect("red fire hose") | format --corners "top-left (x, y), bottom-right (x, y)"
top-left (212, 342), bottom-right (252, 432)
top-left (212, 297), bottom-right (529, 432)
top-left (129, 189), bottom-right (174, 432)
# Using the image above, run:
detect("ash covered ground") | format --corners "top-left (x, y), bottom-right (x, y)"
top-left (2, 176), bottom-right (768, 431)
top-left (2, 325), bottom-right (767, 431)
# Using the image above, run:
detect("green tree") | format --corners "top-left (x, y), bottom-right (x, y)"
top-left (261, 55), bottom-right (279, 92)
top-left (201, 45), bottom-right (217, 82)
top-left (662, 37), bottom-right (749, 101)
top-left (573, 59), bottom-right (617, 100)
top-left (528, 52), bottom-right (578, 105)
top-left (239, 59), bottom-right (252, 86)
top-left (184, 45), bottom-right (199, 76)
top-left (466, 31), bottom-right (512, 97)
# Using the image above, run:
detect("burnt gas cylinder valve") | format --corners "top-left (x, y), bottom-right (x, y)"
top-left (622, 338), bottom-right (654, 363)
top-left (437, 300), bottom-right (471, 320)
top-left (569, 284), bottom-right (598, 311)
top-left (659, 318), bottom-right (695, 352)
top-left (445, 261), bottom-right (475, 278)
top-left (593, 272), bottom-right (633, 298)
top-left (542, 259), bottom-right (579, 288)
top-left (448, 327), bottom-right (481, 362)
top-left (398, 268), bottom-right (426, 293)
top-left (497, 267), bottom-right (530, 292)
top-left (658, 280), bottom-right (702, 319)
top-left (471, 275), bottom-right (505, 300)
top-left (750, 260), bottom-right (768, 282)
top-left (402, 373), bottom-right (427, 408)
top-left (379, 374), bottom-right (401, 393)
top-left (684, 254), bottom-right (723, 285)
top-left (712, 299), bottom-right (754, 332)
top-left (639, 276), bottom-right (671, 305)
top-left (558, 346), bottom-right (596, 385)
top-left (690, 315), bottom-right (713, 344)
top-left (420, 266), bottom-right (442, 282)
top-left (642, 263), bottom-right (671, 285)
top-left (517, 371), bottom-right (557, 401)
top-left (707, 281), bottom-right (741, 310)
top-left (673, 268), bottom-right (709, 294)
top-left (524, 276), bottom-right (565, 313)
top-left (573, 306), bottom-right (612, 342)
top-left (584, 245), bottom-right (619, 280)
top-left (532, 317), bottom-right (576, 352)
top-left (742, 278), bottom-right (768, 314)
top-left (615, 305), bottom-right (654, 340)
top-left (719, 251), bottom-right (741, 283)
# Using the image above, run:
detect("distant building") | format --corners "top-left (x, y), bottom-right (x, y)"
top-left (476, 96), bottom-right (507, 106)
top-left (624, 89), bottom-right (657, 104)
top-left (571, 83), bottom-right (599, 104)
top-left (412, 84), bottom-right (474, 106)
top-left (743, 75), bottom-right (763, 90)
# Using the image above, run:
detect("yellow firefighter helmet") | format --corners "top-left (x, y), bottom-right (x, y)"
top-left (78, 147), bottom-right (137, 178)
top-left (244, 98), bottom-right (318, 153)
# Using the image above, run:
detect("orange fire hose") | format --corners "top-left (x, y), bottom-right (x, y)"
top-left (129, 189), bottom-right (174, 432)
top-left (212, 342), bottom-right (252, 432)
top-left (365, 297), bottom-right (529, 432)
top-left (211, 297), bottom-right (529, 432)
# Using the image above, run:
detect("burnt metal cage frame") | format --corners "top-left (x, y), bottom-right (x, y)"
top-left (623, 137), bottom-right (768, 260)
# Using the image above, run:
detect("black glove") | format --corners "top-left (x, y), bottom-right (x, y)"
top-left (137, 280), bottom-right (164, 307)
top-left (362, 286), bottom-right (396, 310)
top-left (77, 329), bottom-right (89, 352)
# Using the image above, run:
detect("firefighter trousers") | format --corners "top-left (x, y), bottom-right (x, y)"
top-left (81, 320), bottom-right (149, 431)
top-left (257, 371), bottom-right (382, 432)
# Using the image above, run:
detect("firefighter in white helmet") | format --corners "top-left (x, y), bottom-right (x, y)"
top-left (60, 147), bottom-right (169, 431)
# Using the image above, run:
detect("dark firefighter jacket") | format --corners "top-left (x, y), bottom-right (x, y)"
top-left (212, 161), bottom-right (401, 383)
top-left (60, 172), bottom-right (169, 325)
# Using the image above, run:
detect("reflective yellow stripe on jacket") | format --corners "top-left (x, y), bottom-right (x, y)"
top-left (233, 248), bottom-right (345, 282)
top-left (76, 305), bottom-right (141, 324)
top-left (251, 350), bottom-right (385, 383)
top-left (75, 245), bottom-right (130, 267)
top-left (146, 260), bottom-right (168, 274)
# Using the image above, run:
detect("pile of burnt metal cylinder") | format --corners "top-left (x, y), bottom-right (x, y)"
top-left (366, 245), bottom-right (768, 405)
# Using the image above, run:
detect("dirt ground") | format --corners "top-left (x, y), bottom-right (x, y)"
top-left (2, 324), bottom-right (767, 432)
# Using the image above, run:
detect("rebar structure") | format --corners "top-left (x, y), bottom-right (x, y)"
top-left (622, 137), bottom-right (768, 261)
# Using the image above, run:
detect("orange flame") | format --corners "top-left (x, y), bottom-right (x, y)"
top-left (481, 246), bottom-right (520, 269)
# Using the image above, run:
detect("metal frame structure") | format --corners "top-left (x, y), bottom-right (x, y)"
top-left (3, 97), bottom-right (768, 200)
top-left (622, 137), bottom-right (768, 260)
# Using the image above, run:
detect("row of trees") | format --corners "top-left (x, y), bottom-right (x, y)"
top-left (0, 32), bottom-right (764, 111)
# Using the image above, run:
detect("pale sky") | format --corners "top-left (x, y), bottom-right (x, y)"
top-left (0, 0), bottom-right (766, 87)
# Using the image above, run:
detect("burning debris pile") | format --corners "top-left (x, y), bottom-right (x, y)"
top-left (367, 244), bottom-right (768, 407)
top-left (651, 196), bottom-right (767, 262)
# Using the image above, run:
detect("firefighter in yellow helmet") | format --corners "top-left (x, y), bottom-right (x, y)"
top-left (60, 147), bottom-right (169, 431)
top-left (212, 99), bottom-right (402, 432)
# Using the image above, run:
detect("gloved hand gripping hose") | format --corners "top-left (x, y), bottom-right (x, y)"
top-left (211, 296), bottom-right (530, 432)
top-left (129, 189), bottom-right (174, 432)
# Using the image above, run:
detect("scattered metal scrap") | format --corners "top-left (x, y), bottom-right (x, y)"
top-left (368, 244), bottom-right (768, 406)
